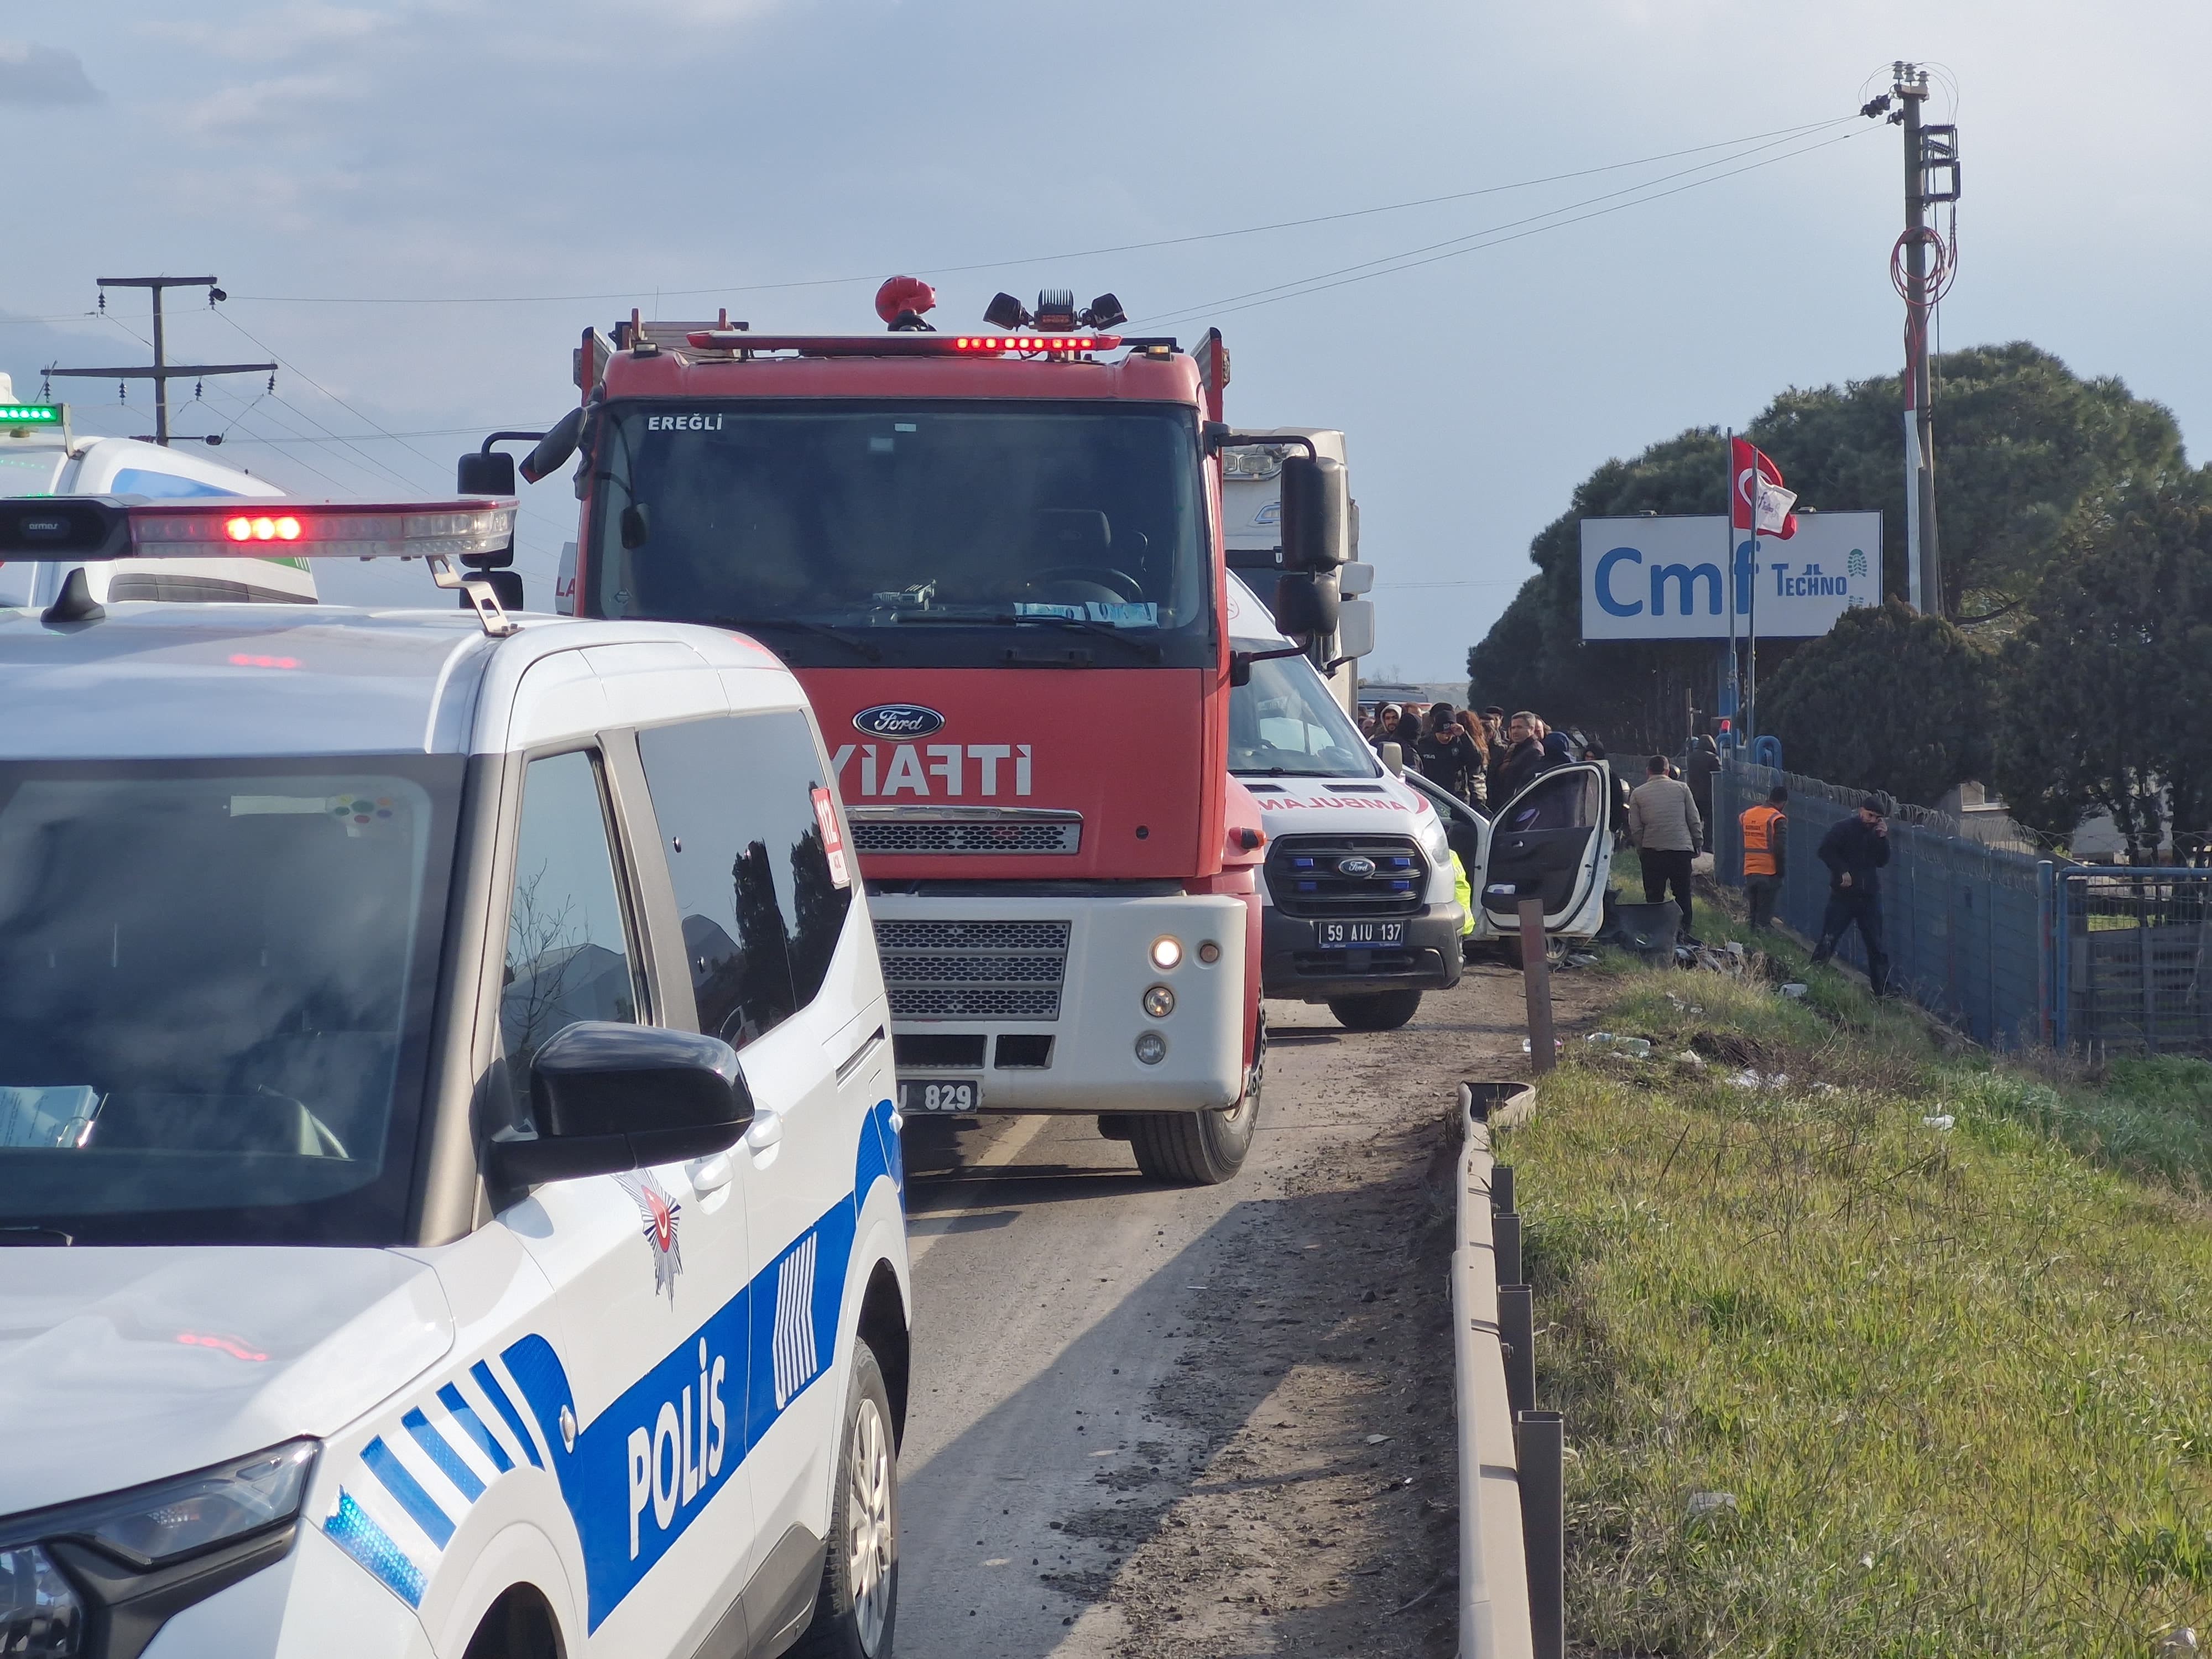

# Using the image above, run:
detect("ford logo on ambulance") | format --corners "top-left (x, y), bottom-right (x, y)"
top-left (1336, 856), bottom-right (1378, 878)
top-left (854, 703), bottom-right (946, 739)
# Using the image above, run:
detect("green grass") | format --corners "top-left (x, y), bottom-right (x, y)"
top-left (1505, 937), bottom-right (2212, 1656)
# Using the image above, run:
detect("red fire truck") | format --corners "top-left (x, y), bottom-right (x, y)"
top-left (488, 282), bottom-right (1351, 1183)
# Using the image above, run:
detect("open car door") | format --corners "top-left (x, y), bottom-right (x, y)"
top-left (1477, 761), bottom-right (1611, 939)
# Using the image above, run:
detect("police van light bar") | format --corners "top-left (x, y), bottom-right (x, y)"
top-left (0, 497), bottom-right (517, 563)
top-left (0, 404), bottom-right (62, 426)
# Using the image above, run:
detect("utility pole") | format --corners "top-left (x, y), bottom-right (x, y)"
top-left (45, 277), bottom-right (275, 446)
top-left (1891, 66), bottom-right (1960, 615)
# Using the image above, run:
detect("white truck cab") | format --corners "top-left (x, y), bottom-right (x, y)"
top-left (0, 507), bottom-right (910, 1659)
top-left (0, 388), bottom-right (315, 611)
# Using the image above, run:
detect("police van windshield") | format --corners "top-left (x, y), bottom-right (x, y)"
top-left (0, 757), bottom-right (460, 1245)
top-left (1229, 646), bottom-right (1379, 779)
top-left (587, 400), bottom-right (1213, 669)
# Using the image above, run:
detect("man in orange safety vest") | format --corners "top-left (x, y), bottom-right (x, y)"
top-left (1739, 785), bottom-right (1788, 931)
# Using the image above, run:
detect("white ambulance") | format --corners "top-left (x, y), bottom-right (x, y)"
top-left (0, 496), bottom-right (909, 1659)
top-left (1227, 573), bottom-right (1611, 1025)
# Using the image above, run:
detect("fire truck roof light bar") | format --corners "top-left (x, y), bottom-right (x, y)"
top-left (679, 331), bottom-right (1175, 358)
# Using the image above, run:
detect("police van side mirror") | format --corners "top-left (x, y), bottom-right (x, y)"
top-left (489, 1022), bottom-right (754, 1186)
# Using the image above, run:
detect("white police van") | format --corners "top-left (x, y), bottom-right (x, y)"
top-left (0, 495), bottom-right (910, 1659)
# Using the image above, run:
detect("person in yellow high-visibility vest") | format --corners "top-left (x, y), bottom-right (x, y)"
top-left (1739, 785), bottom-right (1788, 931)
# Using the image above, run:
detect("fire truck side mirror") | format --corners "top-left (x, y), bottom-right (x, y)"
top-left (1278, 455), bottom-right (1347, 571)
top-left (520, 406), bottom-right (587, 485)
top-left (1272, 569), bottom-right (1340, 637)
top-left (457, 450), bottom-right (516, 495)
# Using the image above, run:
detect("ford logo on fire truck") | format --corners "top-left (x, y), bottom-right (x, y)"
top-left (854, 703), bottom-right (946, 739)
top-left (1335, 856), bottom-right (1378, 879)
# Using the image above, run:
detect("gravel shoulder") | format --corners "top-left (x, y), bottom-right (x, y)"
top-left (896, 954), bottom-right (1608, 1658)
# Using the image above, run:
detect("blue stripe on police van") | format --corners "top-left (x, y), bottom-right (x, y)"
top-left (362, 1436), bottom-right (456, 1549)
top-left (325, 1488), bottom-right (429, 1609)
top-left (403, 1407), bottom-right (488, 1502)
top-left (439, 1383), bottom-right (517, 1474)
top-left (472, 1359), bottom-right (545, 1469)
top-left (771, 1232), bottom-right (821, 1409)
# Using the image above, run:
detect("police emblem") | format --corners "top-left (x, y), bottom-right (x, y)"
top-left (615, 1170), bottom-right (684, 1302)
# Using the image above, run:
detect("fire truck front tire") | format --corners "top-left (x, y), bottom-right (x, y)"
top-left (1130, 1097), bottom-right (1256, 1185)
top-left (1327, 989), bottom-right (1424, 1031)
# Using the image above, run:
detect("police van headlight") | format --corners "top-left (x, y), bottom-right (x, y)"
top-left (2, 1439), bottom-right (317, 1653)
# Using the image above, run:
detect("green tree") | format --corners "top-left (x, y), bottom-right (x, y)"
top-left (1759, 600), bottom-right (1995, 806)
top-left (1467, 343), bottom-right (2186, 745)
top-left (1760, 342), bottom-right (2185, 617)
top-left (1991, 481), bottom-right (2212, 860)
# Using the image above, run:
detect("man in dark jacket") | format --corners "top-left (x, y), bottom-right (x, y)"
top-left (1810, 796), bottom-right (1893, 994)
top-left (1686, 734), bottom-right (1721, 852)
top-left (1415, 703), bottom-right (1484, 800)
top-left (1494, 709), bottom-right (1549, 804)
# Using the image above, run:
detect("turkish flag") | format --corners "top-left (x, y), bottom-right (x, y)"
top-left (1731, 437), bottom-right (1798, 539)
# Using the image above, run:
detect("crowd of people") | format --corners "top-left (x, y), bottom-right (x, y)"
top-left (1355, 694), bottom-right (1898, 992)
top-left (1357, 699), bottom-right (1610, 811)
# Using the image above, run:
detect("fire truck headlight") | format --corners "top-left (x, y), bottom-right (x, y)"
top-left (1149, 936), bottom-right (1183, 971)
top-left (1143, 985), bottom-right (1176, 1019)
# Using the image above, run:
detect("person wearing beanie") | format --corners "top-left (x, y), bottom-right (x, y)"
top-left (1811, 796), bottom-right (1893, 993)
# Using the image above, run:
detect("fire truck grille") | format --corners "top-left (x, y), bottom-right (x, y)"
top-left (851, 820), bottom-right (1080, 855)
top-left (1265, 834), bottom-right (1427, 919)
top-left (875, 919), bottom-right (1071, 1021)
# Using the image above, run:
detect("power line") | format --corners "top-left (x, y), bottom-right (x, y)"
top-left (216, 114), bottom-right (1864, 308)
top-left (1137, 125), bottom-right (1874, 327)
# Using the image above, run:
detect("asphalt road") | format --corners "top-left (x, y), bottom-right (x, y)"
top-left (889, 966), bottom-right (1569, 1658)
top-left (893, 1083), bottom-right (1260, 1657)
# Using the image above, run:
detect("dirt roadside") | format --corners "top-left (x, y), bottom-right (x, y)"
top-left (1068, 956), bottom-right (1608, 1657)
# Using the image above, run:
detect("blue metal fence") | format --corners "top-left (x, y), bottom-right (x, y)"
top-left (1712, 763), bottom-right (2052, 1048)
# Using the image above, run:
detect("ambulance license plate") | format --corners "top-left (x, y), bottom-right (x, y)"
top-left (900, 1078), bottom-right (980, 1114)
top-left (1317, 921), bottom-right (1405, 948)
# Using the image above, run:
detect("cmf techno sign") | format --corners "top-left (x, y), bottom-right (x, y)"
top-left (1578, 512), bottom-right (1882, 641)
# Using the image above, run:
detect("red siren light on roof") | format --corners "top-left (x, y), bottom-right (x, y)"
top-left (875, 275), bottom-right (938, 331)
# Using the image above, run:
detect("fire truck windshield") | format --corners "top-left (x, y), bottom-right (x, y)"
top-left (585, 399), bottom-right (1213, 667)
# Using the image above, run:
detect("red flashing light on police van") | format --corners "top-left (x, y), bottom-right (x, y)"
top-left (225, 514), bottom-right (303, 542)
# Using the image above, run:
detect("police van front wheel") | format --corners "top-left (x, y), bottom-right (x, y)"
top-left (795, 1340), bottom-right (898, 1659)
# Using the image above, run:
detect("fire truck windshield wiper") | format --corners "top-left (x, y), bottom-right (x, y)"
top-left (711, 616), bottom-right (882, 662)
top-left (893, 610), bottom-right (1162, 661)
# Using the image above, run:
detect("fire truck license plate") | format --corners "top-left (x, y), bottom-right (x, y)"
top-left (1317, 921), bottom-right (1406, 948)
top-left (900, 1079), bottom-right (980, 1114)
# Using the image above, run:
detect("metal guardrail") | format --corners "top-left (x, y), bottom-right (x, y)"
top-left (1454, 1082), bottom-right (1541, 1659)
top-left (1713, 763), bottom-right (2212, 1055)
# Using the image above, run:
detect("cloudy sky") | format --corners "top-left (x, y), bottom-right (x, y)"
top-left (6, 2), bottom-right (2208, 678)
